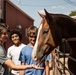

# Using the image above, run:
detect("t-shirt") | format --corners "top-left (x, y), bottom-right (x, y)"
top-left (7, 43), bottom-right (26, 75)
top-left (0, 46), bottom-right (9, 75)
top-left (19, 44), bottom-right (50, 75)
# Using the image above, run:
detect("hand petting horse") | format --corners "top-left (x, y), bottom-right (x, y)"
top-left (32, 9), bottom-right (76, 75)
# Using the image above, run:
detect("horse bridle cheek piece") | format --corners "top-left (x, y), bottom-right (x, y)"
top-left (47, 30), bottom-right (51, 43)
top-left (44, 31), bottom-right (51, 51)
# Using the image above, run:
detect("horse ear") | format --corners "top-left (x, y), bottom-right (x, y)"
top-left (44, 9), bottom-right (53, 21)
top-left (38, 12), bottom-right (45, 19)
top-left (44, 9), bottom-right (50, 16)
top-left (44, 9), bottom-right (48, 14)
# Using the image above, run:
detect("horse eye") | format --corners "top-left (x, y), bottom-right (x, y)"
top-left (43, 30), bottom-right (48, 34)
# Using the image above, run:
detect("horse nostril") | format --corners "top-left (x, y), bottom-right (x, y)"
top-left (35, 56), bottom-right (37, 59)
top-left (34, 56), bottom-right (37, 61)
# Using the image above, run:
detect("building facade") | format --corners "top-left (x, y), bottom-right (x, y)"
top-left (0, 0), bottom-right (34, 49)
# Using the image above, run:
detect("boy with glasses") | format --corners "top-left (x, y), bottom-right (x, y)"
top-left (19, 25), bottom-right (50, 75)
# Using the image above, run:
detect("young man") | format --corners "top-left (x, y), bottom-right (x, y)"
top-left (19, 25), bottom-right (50, 75)
top-left (0, 24), bottom-right (44, 75)
top-left (7, 29), bottom-right (26, 75)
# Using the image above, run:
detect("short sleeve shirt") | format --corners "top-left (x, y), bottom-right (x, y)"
top-left (0, 46), bottom-right (9, 75)
top-left (19, 44), bottom-right (50, 75)
top-left (7, 43), bottom-right (26, 75)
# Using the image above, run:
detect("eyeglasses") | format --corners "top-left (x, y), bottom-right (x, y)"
top-left (29, 36), bottom-right (37, 38)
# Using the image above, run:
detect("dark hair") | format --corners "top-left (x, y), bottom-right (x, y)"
top-left (10, 29), bottom-right (22, 40)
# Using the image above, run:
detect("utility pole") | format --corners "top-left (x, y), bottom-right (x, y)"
top-left (0, 0), bottom-right (5, 23)
top-left (18, 0), bottom-right (22, 6)
top-left (0, 0), bottom-right (6, 23)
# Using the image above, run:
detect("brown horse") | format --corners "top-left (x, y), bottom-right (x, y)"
top-left (32, 9), bottom-right (76, 74)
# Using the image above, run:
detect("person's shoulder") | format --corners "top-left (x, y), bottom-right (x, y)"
top-left (8, 45), bottom-right (14, 51)
top-left (21, 44), bottom-right (28, 51)
top-left (21, 44), bottom-right (29, 52)
top-left (7, 45), bottom-right (15, 54)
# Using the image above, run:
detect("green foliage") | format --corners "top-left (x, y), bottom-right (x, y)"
top-left (69, 10), bottom-right (76, 16)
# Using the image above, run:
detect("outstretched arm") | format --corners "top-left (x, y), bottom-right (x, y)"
top-left (4, 59), bottom-right (44, 70)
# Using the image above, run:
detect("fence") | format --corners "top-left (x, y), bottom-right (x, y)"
top-left (50, 38), bottom-right (76, 75)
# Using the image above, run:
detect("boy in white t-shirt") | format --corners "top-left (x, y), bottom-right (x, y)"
top-left (7, 29), bottom-right (26, 75)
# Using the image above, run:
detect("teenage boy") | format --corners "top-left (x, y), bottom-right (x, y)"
top-left (19, 26), bottom-right (50, 75)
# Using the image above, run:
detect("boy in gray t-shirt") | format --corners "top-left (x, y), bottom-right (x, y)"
top-left (0, 46), bottom-right (9, 75)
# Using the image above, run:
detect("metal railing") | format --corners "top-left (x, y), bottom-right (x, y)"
top-left (51, 38), bottom-right (76, 75)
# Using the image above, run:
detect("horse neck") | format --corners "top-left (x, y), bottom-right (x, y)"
top-left (57, 16), bottom-right (76, 38)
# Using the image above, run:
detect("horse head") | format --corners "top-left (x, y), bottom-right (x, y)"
top-left (32, 10), bottom-right (76, 75)
top-left (32, 9), bottom-right (62, 63)
top-left (32, 9), bottom-right (76, 61)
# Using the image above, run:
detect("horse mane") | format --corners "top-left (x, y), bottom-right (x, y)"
top-left (49, 13), bottom-right (76, 38)
top-left (50, 13), bottom-right (76, 26)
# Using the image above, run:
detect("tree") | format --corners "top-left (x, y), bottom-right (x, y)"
top-left (69, 10), bottom-right (76, 16)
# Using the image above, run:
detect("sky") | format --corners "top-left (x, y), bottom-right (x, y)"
top-left (10, 0), bottom-right (76, 27)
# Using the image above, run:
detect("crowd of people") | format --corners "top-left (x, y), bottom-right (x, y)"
top-left (0, 23), bottom-right (50, 75)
